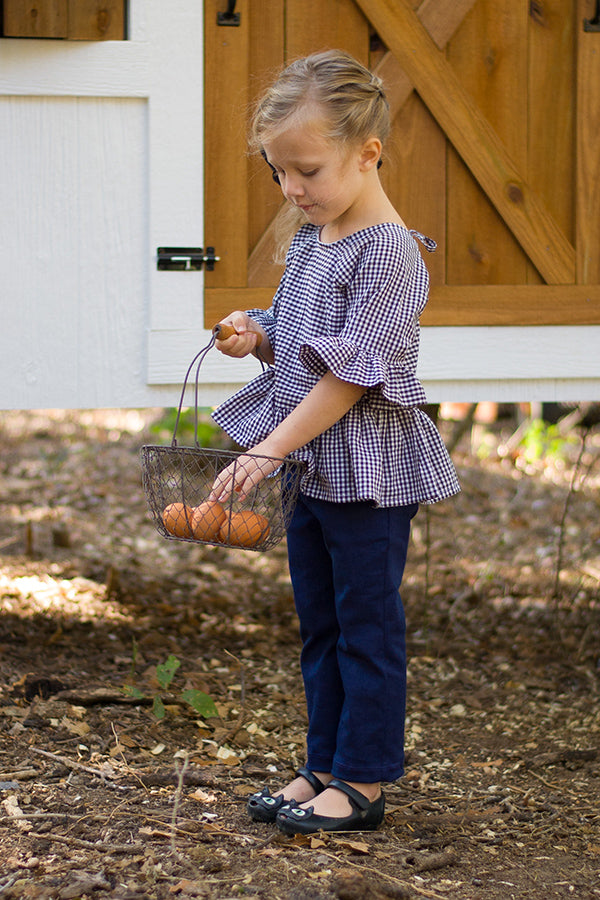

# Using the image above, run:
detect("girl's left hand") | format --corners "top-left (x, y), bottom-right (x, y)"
top-left (210, 447), bottom-right (281, 502)
top-left (213, 312), bottom-right (268, 359)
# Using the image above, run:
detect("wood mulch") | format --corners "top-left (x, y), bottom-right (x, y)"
top-left (0, 408), bottom-right (598, 899)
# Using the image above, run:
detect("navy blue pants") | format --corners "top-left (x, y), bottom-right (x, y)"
top-left (286, 494), bottom-right (418, 783)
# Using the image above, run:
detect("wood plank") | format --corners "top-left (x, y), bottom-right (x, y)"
top-left (247, 0), bottom-right (475, 289)
top-left (3, 0), bottom-right (67, 38)
top-left (203, 0), bottom-right (250, 289)
top-left (577, 0), bottom-right (600, 284)
top-left (286, 0), bottom-right (370, 64)
top-left (527, 0), bottom-right (575, 285)
top-left (374, 0), bottom-right (478, 118)
top-left (422, 285), bottom-right (600, 326)
top-left (205, 288), bottom-right (275, 328)
top-left (246, 204), bottom-right (286, 289)
top-left (446, 0), bottom-right (529, 285)
top-left (383, 93), bottom-right (446, 286)
top-left (206, 285), bottom-right (600, 329)
top-left (67, 1), bottom-right (125, 40)
top-left (246, 0), bottom-right (285, 288)
top-left (370, 0), bottom-right (477, 288)
top-left (354, 0), bottom-right (576, 285)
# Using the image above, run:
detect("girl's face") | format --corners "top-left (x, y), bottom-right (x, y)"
top-left (262, 115), bottom-right (379, 237)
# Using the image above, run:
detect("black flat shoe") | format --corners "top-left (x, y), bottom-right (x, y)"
top-left (276, 779), bottom-right (385, 835)
top-left (246, 766), bottom-right (327, 823)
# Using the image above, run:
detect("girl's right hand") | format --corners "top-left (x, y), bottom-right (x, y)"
top-left (213, 311), bottom-right (264, 358)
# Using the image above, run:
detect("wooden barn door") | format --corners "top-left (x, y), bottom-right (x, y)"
top-left (203, 0), bottom-right (600, 330)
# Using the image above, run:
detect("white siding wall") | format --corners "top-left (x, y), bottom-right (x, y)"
top-left (0, 2), bottom-right (598, 410)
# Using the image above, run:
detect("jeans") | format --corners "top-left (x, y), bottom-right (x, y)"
top-left (286, 494), bottom-right (418, 783)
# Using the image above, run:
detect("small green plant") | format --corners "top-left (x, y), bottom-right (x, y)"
top-left (149, 407), bottom-right (223, 447)
top-left (518, 418), bottom-right (576, 464)
top-left (123, 653), bottom-right (218, 721)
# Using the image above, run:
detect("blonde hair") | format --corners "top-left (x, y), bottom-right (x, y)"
top-left (251, 50), bottom-right (390, 261)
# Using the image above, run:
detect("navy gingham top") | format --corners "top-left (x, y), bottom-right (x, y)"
top-left (212, 223), bottom-right (460, 506)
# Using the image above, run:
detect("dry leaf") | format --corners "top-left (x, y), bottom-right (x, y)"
top-left (60, 716), bottom-right (90, 737)
top-left (333, 838), bottom-right (371, 855)
top-left (190, 787), bottom-right (216, 803)
top-left (310, 837), bottom-right (327, 849)
top-left (233, 783), bottom-right (258, 797)
top-left (215, 746), bottom-right (240, 765)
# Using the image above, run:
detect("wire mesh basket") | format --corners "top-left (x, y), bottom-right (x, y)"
top-left (141, 330), bottom-right (305, 552)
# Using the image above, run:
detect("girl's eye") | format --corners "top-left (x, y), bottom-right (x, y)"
top-left (301, 169), bottom-right (318, 177)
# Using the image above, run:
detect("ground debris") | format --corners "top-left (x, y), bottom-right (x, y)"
top-left (525, 748), bottom-right (598, 768)
top-left (332, 872), bottom-right (411, 899)
top-left (0, 409), bottom-right (599, 899)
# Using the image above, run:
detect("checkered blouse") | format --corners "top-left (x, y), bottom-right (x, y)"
top-left (212, 223), bottom-right (460, 506)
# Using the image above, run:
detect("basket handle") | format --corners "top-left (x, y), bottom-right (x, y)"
top-left (213, 322), bottom-right (263, 346)
top-left (169, 322), bottom-right (268, 448)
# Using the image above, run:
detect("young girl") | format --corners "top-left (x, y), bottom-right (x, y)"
top-left (211, 50), bottom-right (459, 835)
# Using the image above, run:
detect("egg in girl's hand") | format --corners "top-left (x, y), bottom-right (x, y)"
top-left (162, 502), bottom-right (194, 538)
top-left (219, 510), bottom-right (270, 548)
top-left (191, 500), bottom-right (226, 542)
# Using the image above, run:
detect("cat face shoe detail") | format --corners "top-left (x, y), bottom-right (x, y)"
top-left (246, 786), bottom-right (291, 823)
top-left (246, 766), bottom-right (327, 823)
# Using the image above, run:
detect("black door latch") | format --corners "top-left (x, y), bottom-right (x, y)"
top-left (157, 248), bottom-right (220, 271)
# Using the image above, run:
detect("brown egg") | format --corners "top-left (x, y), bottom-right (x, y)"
top-left (219, 510), bottom-right (270, 548)
top-left (191, 500), bottom-right (226, 542)
top-left (162, 502), bottom-right (194, 538)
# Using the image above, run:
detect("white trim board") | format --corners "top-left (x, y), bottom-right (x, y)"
top-left (147, 325), bottom-right (600, 403)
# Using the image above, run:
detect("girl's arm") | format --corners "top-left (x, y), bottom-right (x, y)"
top-left (214, 311), bottom-right (275, 365)
top-left (212, 371), bottom-right (366, 501)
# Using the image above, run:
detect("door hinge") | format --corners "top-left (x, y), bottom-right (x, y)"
top-left (584, 0), bottom-right (600, 29)
top-left (217, 0), bottom-right (240, 26)
top-left (156, 247), bottom-right (220, 271)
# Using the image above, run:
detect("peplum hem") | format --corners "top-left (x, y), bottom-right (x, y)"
top-left (212, 370), bottom-right (460, 507)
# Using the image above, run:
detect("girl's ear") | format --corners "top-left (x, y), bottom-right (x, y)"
top-left (358, 137), bottom-right (382, 172)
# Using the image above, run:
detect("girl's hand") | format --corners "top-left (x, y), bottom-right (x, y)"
top-left (210, 447), bottom-right (280, 502)
top-left (214, 311), bottom-right (266, 359)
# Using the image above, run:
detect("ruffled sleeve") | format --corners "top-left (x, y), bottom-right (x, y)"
top-left (298, 228), bottom-right (430, 407)
top-left (299, 338), bottom-right (427, 407)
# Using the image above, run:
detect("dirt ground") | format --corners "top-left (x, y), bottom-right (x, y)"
top-left (0, 407), bottom-right (598, 900)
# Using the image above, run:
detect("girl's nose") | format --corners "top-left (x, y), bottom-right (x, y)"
top-left (282, 174), bottom-right (304, 199)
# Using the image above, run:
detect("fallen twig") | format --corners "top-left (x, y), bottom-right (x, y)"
top-left (527, 748), bottom-right (597, 768)
top-left (28, 747), bottom-right (118, 781)
top-left (55, 687), bottom-right (154, 706)
top-left (553, 424), bottom-right (591, 600)
top-left (0, 768), bottom-right (40, 781)
top-left (126, 768), bottom-right (216, 788)
top-left (27, 830), bottom-right (145, 853)
top-left (411, 848), bottom-right (459, 873)
top-left (329, 855), bottom-right (449, 899)
top-left (170, 753), bottom-right (189, 853)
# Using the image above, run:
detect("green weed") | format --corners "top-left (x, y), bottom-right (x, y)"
top-left (519, 418), bottom-right (576, 464)
top-left (149, 407), bottom-right (224, 447)
top-left (123, 653), bottom-right (218, 721)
